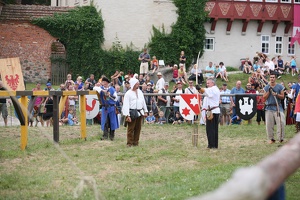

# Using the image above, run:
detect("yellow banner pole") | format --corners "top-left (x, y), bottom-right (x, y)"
top-left (20, 96), bottom-right (28, 150)
top-left (80, 95), bottom-right (86, 140)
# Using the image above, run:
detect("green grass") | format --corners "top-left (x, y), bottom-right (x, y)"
top-left (0, 123), bottom-right (299, 200)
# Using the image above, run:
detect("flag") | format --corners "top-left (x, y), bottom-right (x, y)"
top-left (291, 5), bottom-right (300, 45)
top-left (179, 94), bottom-right (201, 120)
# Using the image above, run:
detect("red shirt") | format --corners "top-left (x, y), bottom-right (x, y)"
top-left (173, 69), bottom-right (178, 78)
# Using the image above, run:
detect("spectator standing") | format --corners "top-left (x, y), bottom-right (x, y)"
top-left (138, 74), bottom-right (145, 90)
top-left (172, 81), bottom-right (184, 115)
top-left (263, 73), bottom-right (285, 144)
top-left (291, 56), bottom-right (297, 76)
top-left (245, 83), bottom-right (257, 124)
top-left (196, 78), bottom-right (221, 149)
top-left (256, 88), bottom-right (266, 125)
top-left (157, 82), bottom-right (171, 121)
top-left (122, 78), bottom-right (148, 147)
top-left (185, 80), bottom-right (197, 94)
top-left (0, 81), bottom-right (8, 126)
top-left (230, 80), bottom-right (245, 117)
top-left (220, 83), bottom-right (231, 125)
top-left (144, 82), bottom-right (154, 114)
top-left (179, 51), bottom-right (186, 70)
top-left (94, 77), bottom-right (119, 141)
top-left (138, 48), bottom-right (150, 76)
top-left (155, 72), bottom-right (165, 92)
top-left (32, 82), bottom-right (45, 126)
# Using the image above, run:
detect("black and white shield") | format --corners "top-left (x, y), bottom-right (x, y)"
top-left (235, 94), bottom-right (257, 120)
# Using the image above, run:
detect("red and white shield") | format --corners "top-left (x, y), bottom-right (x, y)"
top-left (179, 94), bottom-right (201, 120)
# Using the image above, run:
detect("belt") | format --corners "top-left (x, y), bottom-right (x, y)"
top-left (266, 104), bottom-right (277, 106)
top-left (102, 105), bottom-right (115, 108)
top-left (222, 102), bottom-right (230, 104)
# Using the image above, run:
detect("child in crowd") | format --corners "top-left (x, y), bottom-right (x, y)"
top-left (172, 112), bottom-right (184, 125)
top-left (230, 115), bottom-right (242, 125)
top-left (172, 64), bottom-right (179, 83)
top-left (150, 56), bottom-right (159, 74)
top-left (67, 109), bottom-right (78, 126)
top-left (215, 65), bottom-right (222, 79)
top-left (157, 111), bottom-right (167, 124)
top-left (146, 110), bottom-right (156, 124)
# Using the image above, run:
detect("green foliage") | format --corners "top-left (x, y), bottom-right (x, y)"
top-left (148, 0), bottom-right (208, 67)
top-left (226, 66), bottom-right (238, 72)
top-left (32, 6), bottom-right (140, 79)
top-left (32, 6), bottom-right (105, 78)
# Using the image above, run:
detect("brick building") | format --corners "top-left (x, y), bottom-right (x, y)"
top-left (0, 4), bottom-right (70, 83)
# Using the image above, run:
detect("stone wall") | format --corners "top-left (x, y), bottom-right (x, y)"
top-left (0, 5), bottom-right (70, 83)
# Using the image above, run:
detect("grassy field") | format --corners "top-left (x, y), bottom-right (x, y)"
top-left (0, 122), bottom-right (300, 200)
top-left (1, 72), bottom-right (299, 199)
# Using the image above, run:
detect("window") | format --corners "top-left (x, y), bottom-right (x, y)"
top-left (204, 38), bottom-right (215, 51)
top-left (288, 37), bottom-right (295, 55)
top-left (295, 0), bottom-right (300, 4)
top-left (261, 35), bottom-right (270, 54)
top-left (275, 36), bottom-right (283, 54)
top-left (281, 0), bottom-right (291, 2)
top-left (265, 0), bottom-right (277, 2)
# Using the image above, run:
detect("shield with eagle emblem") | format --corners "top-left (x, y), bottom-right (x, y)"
top-left (235, 94), bottom-right (257, 120)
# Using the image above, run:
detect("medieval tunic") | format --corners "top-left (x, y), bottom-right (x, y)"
top-left (94, 85), bottom-right (119, 131)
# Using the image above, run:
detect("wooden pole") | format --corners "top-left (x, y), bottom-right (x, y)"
top-left (20, 95), bottom-right (28, 150)
top-left (52, 92), bottom-right (60, 143)
top-left (80, 94), bottom-right (87, 140)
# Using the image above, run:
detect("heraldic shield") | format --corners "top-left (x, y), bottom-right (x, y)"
top-left (235, 94), bottom-right (257, 120)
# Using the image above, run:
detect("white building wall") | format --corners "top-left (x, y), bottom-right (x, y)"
top-left (200, 19), bottom-right (299, 69)
top-left (50, 0), bottom-right (298, 67)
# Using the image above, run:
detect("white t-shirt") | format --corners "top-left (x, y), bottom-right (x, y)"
top-left (173, 89), bottom-right (183, 107)
top-left (156, 78), bottom-right (165, 91)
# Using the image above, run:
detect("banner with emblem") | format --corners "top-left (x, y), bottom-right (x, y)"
top-left (235, 94), bottom-right (257, 120)
top-left (179, 94), bottom-right (201, 120)
top-left (291, 5), bottom-right (300, 45)
top-left (79, 95), bottom-right (100, 119)
top-left (0, 57), bottom-right (25, 91)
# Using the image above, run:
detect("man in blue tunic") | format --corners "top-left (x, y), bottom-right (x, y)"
top-left (94, 77), bottom-right (119, 140)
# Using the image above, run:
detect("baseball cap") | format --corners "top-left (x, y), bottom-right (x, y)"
top-left (147, 82), bottom-right (152, 86)
top-left (222, 83), bottom-right (227, 86)
top-left (157, 72), bottom-right (162, 76)
top-left (46, 83), bottom-right (51, 86)
top-left (164, 82), bottom-right (169, 86)
top-left (176, 81), bottom-right (182, 84)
